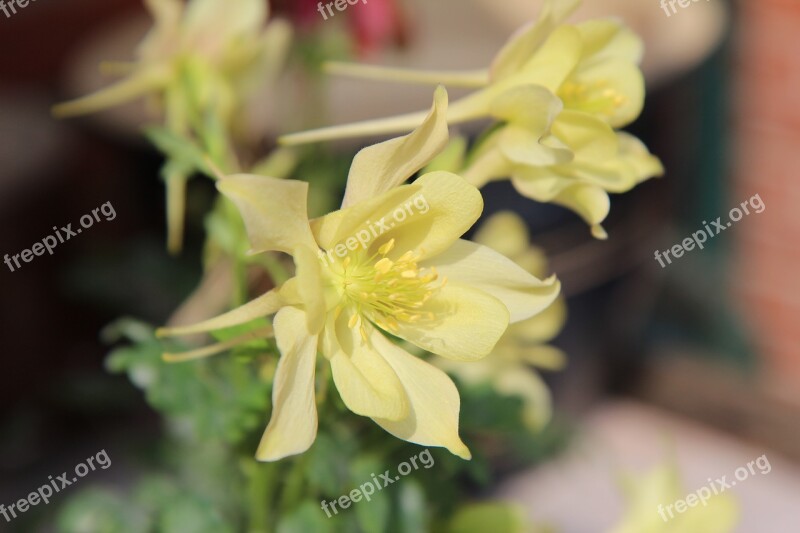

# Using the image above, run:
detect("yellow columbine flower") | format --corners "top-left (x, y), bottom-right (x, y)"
top-left (611, 462), bottom-right (739, 533)
top-left (53, 0), bottom-right (291, 254)
top-left (436, 211), bottom-right (567, 430)
top-left (52, 0), bottom-right (290, 125)
top-left (158, 88), bottom-right (561, 461)
top-left (461, 86), bottom-right (663, 238)
top-left (279, 0), bottom-right (644, 145)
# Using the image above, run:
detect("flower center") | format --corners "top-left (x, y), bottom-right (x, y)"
top-left (558, 80), bottom-right (627, 117)
top-left (324, 239), bottom-right (446, 338)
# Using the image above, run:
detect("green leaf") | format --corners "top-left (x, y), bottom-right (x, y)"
top-left (396, 479), bottom-right (428, 533)
top-left (144, 126), bottom-right (212, 177)
top-left (104, 318), bottom-right (272, 445)
top-left (56, 489), bottom-right (149, 533)
top-left (277, 501), bottom-right (334, 533)
top-left (448, 503), bottom-right (529, 533)
top-left (351, 455), bottom-right (392, 533)
top-left (158, 495), bottom-right (235, 533)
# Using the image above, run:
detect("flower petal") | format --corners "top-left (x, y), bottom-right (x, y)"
top-left (472, 211), bottom-right (530, 259)
top-left (293, 245), bottom-right (326, 334)
top-left (424, 239), bottom-right (560, 323)
top-left (576, 19), bottom-right (644, 66)
top-left (498, 125), bottom-right (573, 167)
top-left (183, 0), bottom-right (266, 46)
top-left (516, 24), bottom-right (583, 92)
top-left (566, 58), bottom-right (645, 128)
top-left (325, 314), bottom-right (409, 421)
top-left (551, 110), bottom-right (618, 162)
top-left (51, 68), bottom-right (168, 118)
top-left (217, 174), bottom-right (317, 255)
top-left (393, 284), bottom-right (509, 361)
top-left (493, 367), bottom-right (553, 430)
top-left (375, 171), bottom-right (483, 261)
top-left (490, 0), bottom-right (581, 82)
top-left (156, 289), bottom-right (285, 337)
top-left (550, 183), bottom-right (610, 238)
top-left (489, 84), bottom-right (563, 134)
top-left (508, 296), bottom-right (567, 344)
top-left (256, 307), bottom-right (318, 461)
top-left (313, 172), bottom-right (482, 263)
top-left (370, 331), bottom-right (471, 459)
top-left (312, 185), bottom-right (423, 250)
top-left (342, 86), bottom-right (450, 208)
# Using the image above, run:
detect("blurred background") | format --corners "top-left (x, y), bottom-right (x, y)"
top-left (1, 0), bottom-right (799, 531)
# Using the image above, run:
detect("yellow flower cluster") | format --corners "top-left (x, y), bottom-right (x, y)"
top-left (159, 88), bottom-right (561, 460)
top-left (280, 0), bottom-right (663, 238)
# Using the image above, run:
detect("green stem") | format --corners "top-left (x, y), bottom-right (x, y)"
top-left (245, 459), bottom-right (279, 533)
top-left (279, 454), bottom-right (309, 514)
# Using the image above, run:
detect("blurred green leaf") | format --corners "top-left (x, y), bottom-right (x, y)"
top-left (448, 502), bottom-right (529, 533)
top-left (104, 318), bottom-right (272, 445)
top-left (277, 501), bottom-right (334, 533)
top-left (57, 489), bottom-right (149, 533)
top-left (351, 455), bottom-right (391, 533)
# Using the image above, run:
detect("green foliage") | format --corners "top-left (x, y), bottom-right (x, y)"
top-left (447, 502), bottom-right (530, 533)
top-left (103, 318), bottom-right (271, 446)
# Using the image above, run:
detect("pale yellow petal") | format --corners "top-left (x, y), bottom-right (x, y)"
top-left (183, 0), bottom-right (265, 44)
top-left (138, 0), bottom-right (183, 58)
top-left (498, 125), bottom-right (573, 167)
top-left (163, 325), bottom-right (274, 362)
top-left (565, 59), bottom-right (645, 128)
top-left (576, 19), bottom-right (644, 66)
top-left (342, 86), bottom-right (449, 208)
top-left (518, 344), bottom-right (567, 371)
top-left (373, 172), bottom-right (483, 261)
top-left (548, 182), bottom-right (610, 238)
top-left (293, 245), bottom-right (326, 334)
top-left (52, 69), bottom-right (168, 118)
top-left (472, 211), bottom-right (530, 258)
top-left (490, 0), bottom-right (581, 82)
top-left (156, 289), bottom-right (284, 337)
top-left (217, 174), bottom-right (317, 254)
top-left (313, 172), bottom-right (482, 263)
top-left (392, 284), bottom-right (509, 361)
top-left (511, 171), bottom-right (612, 236)
top-left (551, 110), bottom-right (618, 162)
top-left (326, 314), bottom-right (409, 421)
top-left (256, 307), bottom-right (318, 461)
top-left (489, 84), bottom-right (563, 133)
top-left (614, 132), bottom-right (665, 185)
top-left (493, 367), bottom-right (553, 430)
top-left (370, 331), bottom-right (471, 459)
top-left (424, 239), bottom-right (560, 323)
top-left (508, 296), bottom-right (567, 344)
top-left (516, 24), bottom-right (583, 92)
top-left (312, 185), bottom-right (423, 250)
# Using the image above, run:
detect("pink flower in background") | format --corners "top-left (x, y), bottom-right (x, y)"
top-left (349, 0), bottom-right (409, 56)
top-left (272, 0), bottom-right (409, 55)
